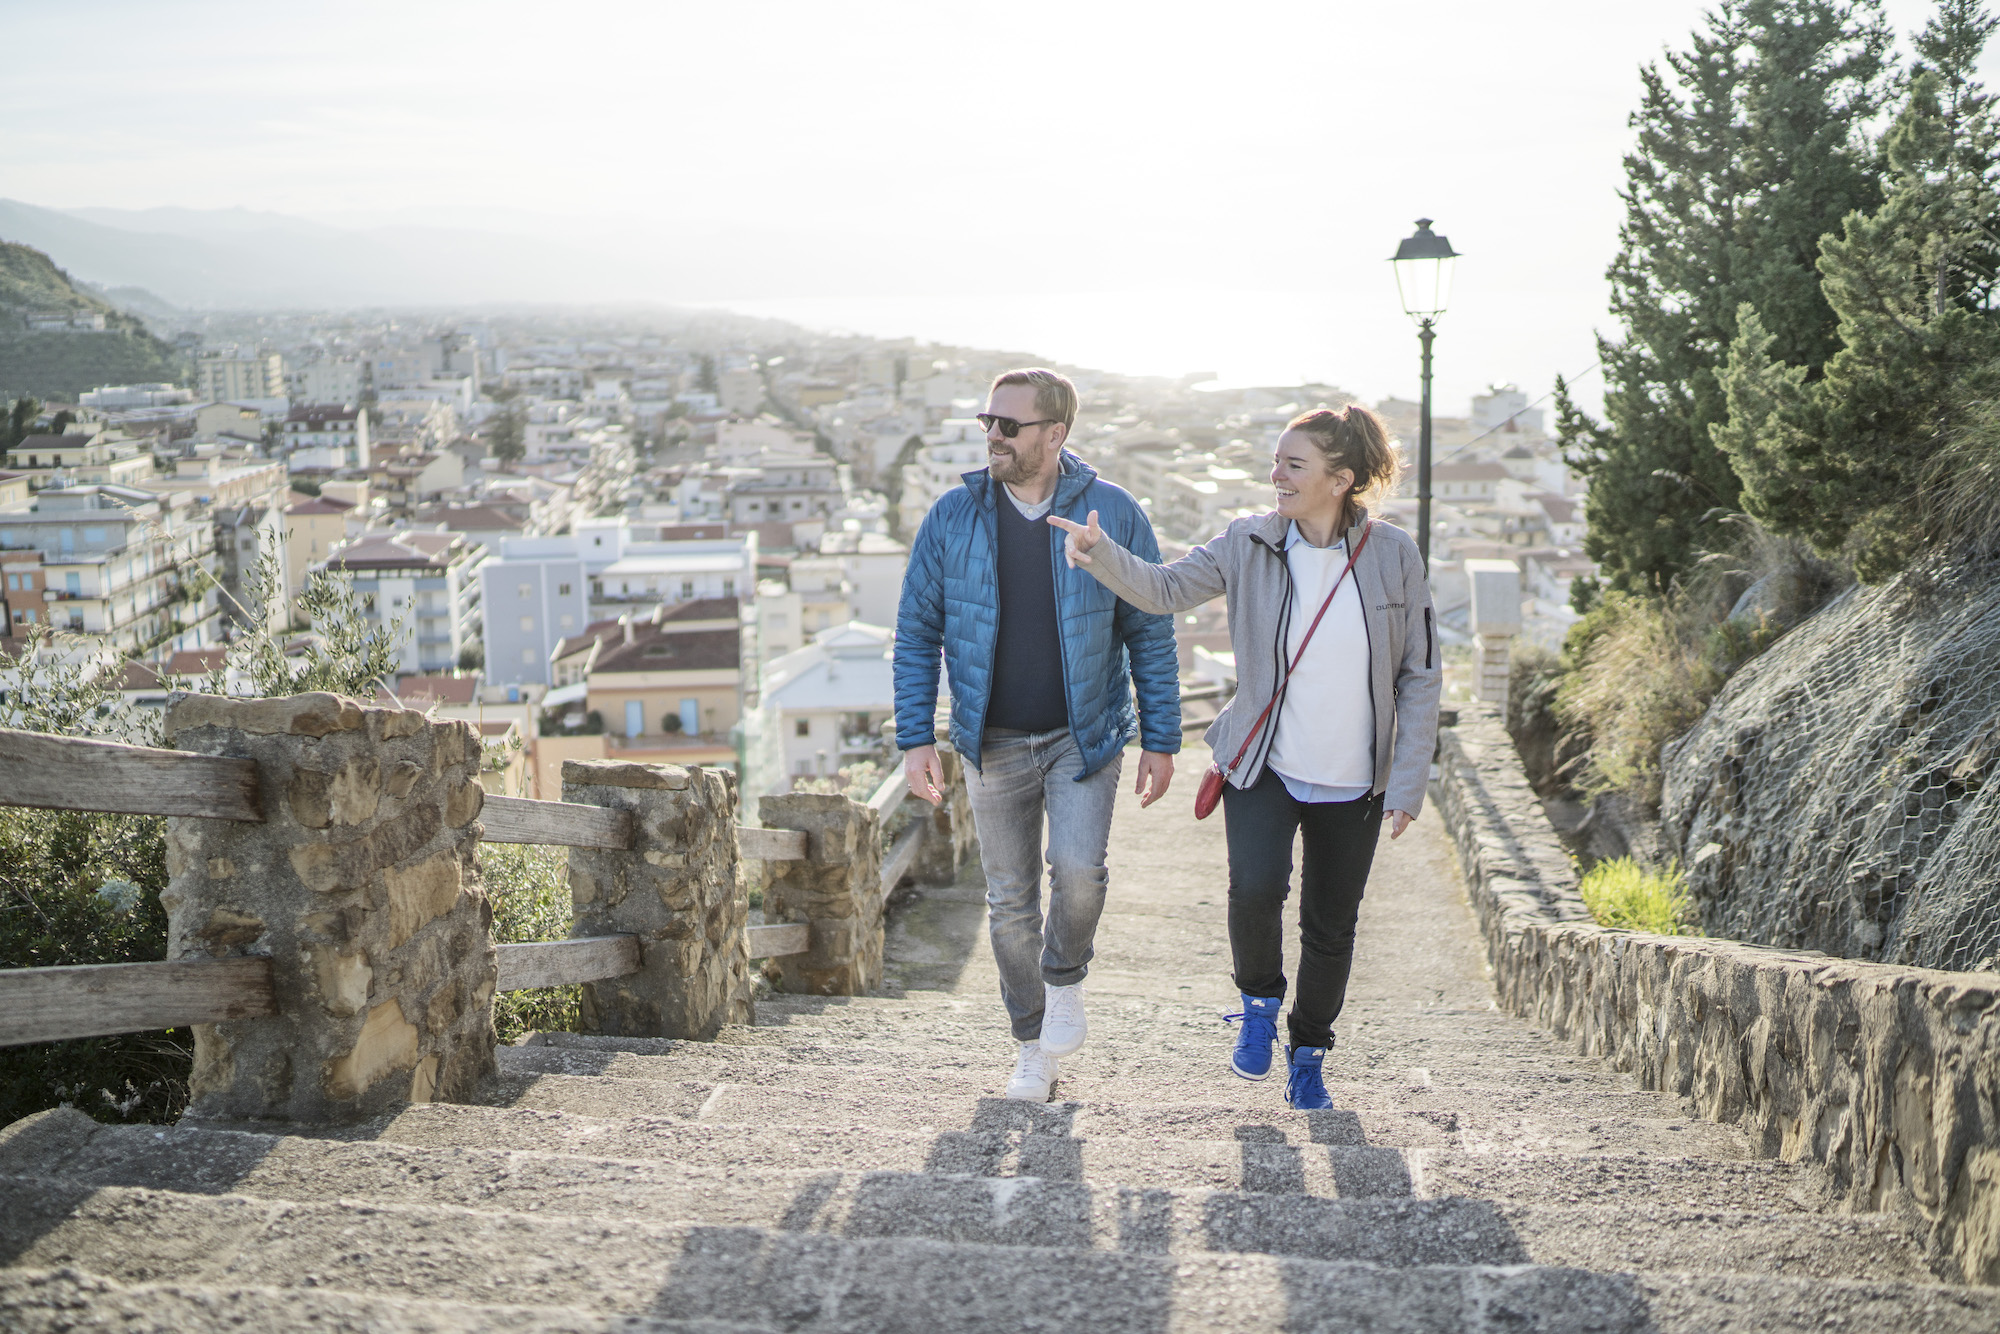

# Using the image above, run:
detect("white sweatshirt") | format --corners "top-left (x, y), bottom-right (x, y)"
top-left (1264, 523), bottom-right (1376, 803)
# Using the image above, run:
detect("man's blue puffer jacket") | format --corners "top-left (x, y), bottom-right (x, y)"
top-left (893, 450), bottom-right (1181, 778)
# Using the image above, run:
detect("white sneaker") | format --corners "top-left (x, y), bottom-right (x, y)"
top-left (1039, 981), bottom-right (1087, 1057)
top-left (1005, 1040), bottom-right (1059, 1101)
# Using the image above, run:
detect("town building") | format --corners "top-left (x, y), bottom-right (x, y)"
top-left (318, 530), bottom-right (484, 676)
top-left (283, 405), bottom-right (370, 469)
top-left (2, 424), bottom-right (156, 492)
top-left (197, 352), bottom-right (285, 403)
top-left (0, 483), bottom-right (220, 658)
top-left (751, 621), bottom-right (896, 793)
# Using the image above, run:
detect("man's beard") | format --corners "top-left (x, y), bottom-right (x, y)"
top-left (988, 443), bottom-right (1041, 484)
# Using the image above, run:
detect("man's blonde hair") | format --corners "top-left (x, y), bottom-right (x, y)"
top-left (990, 367), bottom-right (1078, 431)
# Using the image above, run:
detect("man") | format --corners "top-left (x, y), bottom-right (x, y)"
top-left (895, 367), bottom-right (1180, 1101)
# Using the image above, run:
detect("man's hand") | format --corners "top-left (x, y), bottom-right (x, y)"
top-left (1046, 509), bottom-right (1103, 568)
top-left (903, 744), bottom-right (946, 807)
top-left (1135, 750), bottom-right (1174, 808)
top-left (1388, 809), bottom-right (1414, 840)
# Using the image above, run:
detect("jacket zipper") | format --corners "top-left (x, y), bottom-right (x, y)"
top-left (1424, 606), bottom-right (1434, 670)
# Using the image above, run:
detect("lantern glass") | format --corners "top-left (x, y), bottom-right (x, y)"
top-left (1390, 219), bottom-right (1460, 322)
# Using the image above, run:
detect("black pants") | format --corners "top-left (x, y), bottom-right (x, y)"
top-left (1221, 768), bottom-right (1384, 1049)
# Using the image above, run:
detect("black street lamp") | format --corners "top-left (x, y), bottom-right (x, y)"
top-left (1390, 218), bottom-right (1460, 571)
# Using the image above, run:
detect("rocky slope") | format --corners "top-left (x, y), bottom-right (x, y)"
top-left (1663, 558), bottom-right (2000, 972)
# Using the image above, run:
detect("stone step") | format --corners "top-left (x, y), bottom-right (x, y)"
top-left (543, 1023), bottom-right (1604, 1079)
top-left (5, 1179), bottom-right (1990, 1332)
top-left (366, 1087), bottom-right (1745, 1167)
top-left (0, 1113), bottom-right (1927, 1283)
top-left (706, 1025), bottom-right (1643, 1092)
top-left (500, 1043), bottom-right (1620, 1108)
top-left (0, 1266), bottom-right (750, 1334)
top-left (496, 1046), bottom-right (1742, 1158)
top-left (0, 1128), bottom-right (1936, 1280)
top-left (473, 1076), bottom-right (1818, 1215)
top-left (737, 1005), bottom-right (1558, 1049)
top-left (492, 1057), bottom-right (1698, 1129)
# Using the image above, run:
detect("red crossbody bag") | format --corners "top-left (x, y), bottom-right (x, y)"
top-left (1192, 522), bottom-right (1374, 820)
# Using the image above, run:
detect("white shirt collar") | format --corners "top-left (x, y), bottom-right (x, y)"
top-left (1282, 521), bottom-right (1345, 553)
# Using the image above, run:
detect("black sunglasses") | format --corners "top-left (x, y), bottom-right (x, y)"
top-left (976, 413), bottom-right (1059, 439)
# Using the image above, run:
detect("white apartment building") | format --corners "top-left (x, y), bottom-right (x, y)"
top-left (477, 521), bottom-right (757, 687)
top-left (292, 358), bottom-right (365, 406)
top-left (897, 417), bottom-right (987, 534)
top-left (0, 484), bottom-right (221, 658)
top-left (197, 353), bottom-right (284, 403)
top-left (320, 530), bottom-right (484, 676)
top-left (283, 405), bottom-right (370, 469)
top-left (1155, 463), bottom-right (1265, 544)
top-left (78, 384), bottom-right (192, 410)
top-left (754, 621), bottom-right (896, 790)
top-left (814, 527), bottom-right (908, 627)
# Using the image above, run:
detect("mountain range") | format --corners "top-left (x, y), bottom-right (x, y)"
top-left (0, 199), bottom-right (979, 313)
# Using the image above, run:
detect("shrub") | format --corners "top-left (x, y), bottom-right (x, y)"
top-left (1579, 856), bottom-right (1700, 935)
top-left (0, 636), bottom-right (185, 1125)
top-left (483, 841), bottom-right (580, 1044)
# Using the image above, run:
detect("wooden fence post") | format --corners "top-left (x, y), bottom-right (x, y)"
top-left (161, 692), bottom-right (496, 1123)
top-left (759, 792), bottom-right (883, 995)
top-left (563, 759), bottom-right (751, 1039)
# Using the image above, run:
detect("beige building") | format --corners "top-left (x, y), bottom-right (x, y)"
top-left (197, 353), bottom-right (284, 403)
top-left (284, 493), bottom-right (358, 595)
top-left (570, 599), bottom-right (744, 749)
top-left (2, 424), bottom-right (156, 492)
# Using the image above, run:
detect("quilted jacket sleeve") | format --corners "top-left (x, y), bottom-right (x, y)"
top-left (1109, 500), bottom-right (1183, 755)
top-left (892, 504), bottom-right (948, 751)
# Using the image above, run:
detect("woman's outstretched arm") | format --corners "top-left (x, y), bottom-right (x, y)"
top-left (1048, 509), bottom-right (1228, 614)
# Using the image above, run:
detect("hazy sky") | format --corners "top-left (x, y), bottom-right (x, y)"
top-left (3, 0), bottom-right (1983, 412)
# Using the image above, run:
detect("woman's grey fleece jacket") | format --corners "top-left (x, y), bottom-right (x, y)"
top-left (1075, 506), bottom-right (1443, 816)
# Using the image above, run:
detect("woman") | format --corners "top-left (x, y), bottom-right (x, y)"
top-left (1048, 405), bottom-right (1440, 1109)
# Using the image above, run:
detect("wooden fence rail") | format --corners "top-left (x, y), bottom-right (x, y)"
top-left (0, 730), bottom-right (262, 822)
top-left (496, 936), bottom-right (641, 992)
top-left (0, 957), bottom-right (276, 1047)
top-left (0, 721), bottom-right (950, 1043)
top-left (480, 794), bottom-right (633, 849)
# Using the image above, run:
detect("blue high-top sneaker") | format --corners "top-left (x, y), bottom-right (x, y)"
top-left (1223, 994), bottom-right (1281, 1080)
top-left (1285, 1043), bottom-right (1334, 1110)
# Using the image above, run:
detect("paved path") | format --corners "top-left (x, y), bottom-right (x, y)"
top-left (1, 742), bottom-right (1992, 1332)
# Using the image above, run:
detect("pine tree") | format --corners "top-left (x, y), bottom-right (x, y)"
top-left (1717, 0), bottom-right (2000, 580)
top-left (1564, 0), bottom-right (1894, 594)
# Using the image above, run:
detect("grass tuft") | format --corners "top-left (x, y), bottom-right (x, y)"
top-left (1578, 857), bottom-right (1701, 936)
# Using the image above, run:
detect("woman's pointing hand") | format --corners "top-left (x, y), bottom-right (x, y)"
top-left (1047, 509), bottom-right (1102, 568)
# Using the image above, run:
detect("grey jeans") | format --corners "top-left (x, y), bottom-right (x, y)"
top-left (964, 727), bottom-right (1124, 1042)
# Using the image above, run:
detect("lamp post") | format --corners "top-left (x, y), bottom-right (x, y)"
top-left (1390, 218), bottom-right (1460, 571)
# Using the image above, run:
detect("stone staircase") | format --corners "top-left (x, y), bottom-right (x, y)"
top-left (3, 753), bottom-right (1996, 1332)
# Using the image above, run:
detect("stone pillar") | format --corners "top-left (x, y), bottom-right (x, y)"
top-left (162, 692), bottom-right (496, 1124)
top-left (759, 791), bottom-right (883, 995)
top-left (564, 759), bottom-right (750, 1039)
top-left (911, 747), bottom-right (976, 886)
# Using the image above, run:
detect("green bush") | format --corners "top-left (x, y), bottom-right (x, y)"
top-left (1579, 857), bottom-right (1700, 935)
top-left (483, 841), bottom-right (580, 1044)
top-left (0, 640), bottom-right (187, 1126)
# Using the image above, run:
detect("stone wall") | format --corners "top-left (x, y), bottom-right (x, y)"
top-left (1435, 706), bottom-right (2000, 1285)
top-left (759, 791), bottom-right (884, 995)
top-left (563, 759), bottom-right (751, 1040)
top-left (162, 692), bottom-right (497, 1124)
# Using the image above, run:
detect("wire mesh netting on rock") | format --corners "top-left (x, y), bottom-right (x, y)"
top-left (1661, 557), bottom-right (2000, 973)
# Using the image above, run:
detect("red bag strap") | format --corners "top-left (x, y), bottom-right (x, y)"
top-left (1219, 521), bottom-right (1373, 776)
